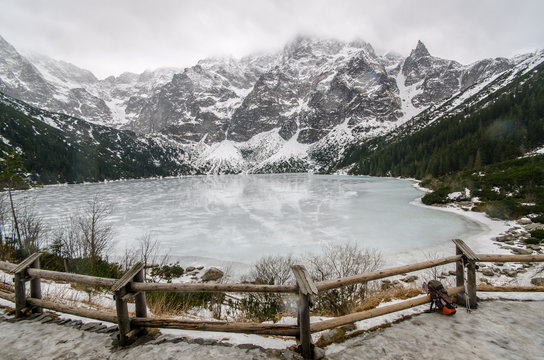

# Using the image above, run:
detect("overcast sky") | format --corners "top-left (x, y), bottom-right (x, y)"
top-left (1, 0), bottom-right (542, 79)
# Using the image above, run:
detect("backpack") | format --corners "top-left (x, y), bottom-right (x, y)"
top-left (426, 280), bottom-right (456, 316)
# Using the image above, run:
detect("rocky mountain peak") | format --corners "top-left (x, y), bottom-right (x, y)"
top-left (283, 35), bottom-right (345, 60)
top-left (411, 40), bottom-right (431, 59)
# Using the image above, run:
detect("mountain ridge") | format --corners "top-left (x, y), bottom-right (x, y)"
top-left (1, 34), bottom-right (543, 176)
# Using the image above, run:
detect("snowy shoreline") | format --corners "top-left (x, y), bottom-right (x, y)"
top-left (410, 179), bottom-right (512, 255)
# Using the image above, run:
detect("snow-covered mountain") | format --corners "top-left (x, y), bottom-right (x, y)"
top-left (1, 34), bottom-right (543, 175)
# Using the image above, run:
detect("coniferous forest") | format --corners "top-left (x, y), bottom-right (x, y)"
top-left (345, 62), bottom-right (544, 179)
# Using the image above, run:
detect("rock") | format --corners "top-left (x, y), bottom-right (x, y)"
top-left (381, 280), bottom-right (392, 290)
top-left (57, 318), bottom-right (71, 325)
top-left (518, 218), bottom-right (532, 225)
top-left (401, 275), bottom-right (418, 283)
top-left (527, 244), bottom-right (541, 250)
top-left (197, 266), bottom-right (204, 270)
top-left (40, 316), bottom-right (54, 324)
top-left (531, 277), bottom-right (544, 286)
top-left (320, 327), bottom-right (345, 343)
top-left (496, 235), bottom-right (514, 242)
top-left (148, 334), bottom-right (170, 345)
top-left (237, 343), bottom-right (263, 350)
top-left (525, 223), bottom-right (544, 231)
top-left (80, 322), bottom-right (102, 331)
top-left (502, 269), bottom-right (517, 277)
top-left (481, 268), bottom-right (495, 276)
top-left (201, 267), bottom-right (224, 281)
top-left (340, 324), bottom-right (356, 332)
top-left (513, 248), bottom-right (533, 255)
top-left (185, 266), bottom-right (195, 272)
top-left (313, 347), bottom-right (326, 360)
top-left (91, 325), bottom-right (107, 332)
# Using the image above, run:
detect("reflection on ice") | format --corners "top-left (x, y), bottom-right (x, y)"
top-left (16, 174), bottom-right (484, 267)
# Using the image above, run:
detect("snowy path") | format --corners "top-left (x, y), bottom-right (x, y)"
top-left (326, 300), bottom-right (544, 360)
top-left (0, 317), bottom-right (299, 360)
top-left (0, 301), bottom-right (543, 359)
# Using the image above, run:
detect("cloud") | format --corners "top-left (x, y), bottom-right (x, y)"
top-left (0, 0), bottom-right (542, 78)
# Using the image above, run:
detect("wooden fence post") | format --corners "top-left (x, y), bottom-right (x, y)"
top-left (111, 262), bottom-right (145, 345)
top-left (452, 239), bottom-right (478, 309)
top-left (30, 256), bottom-right (42, 313)
top-left (292, 265), bottom-right (318, 360)
top-left (11, 252), bottom-right (42, 318)
top-left (133, 267), bottom-right (147, 335)
top-left (466, 261), bottom-right (478, 309)
top-left (13, 272), bottom-right (26, 318)
top-left (455, 244), bottom-right (465, 305)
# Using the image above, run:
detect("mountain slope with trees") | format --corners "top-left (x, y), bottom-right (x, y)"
top-left (0, 93), bottom-right (196, 184)
top-left (343, 61), bottom-right (544, 179)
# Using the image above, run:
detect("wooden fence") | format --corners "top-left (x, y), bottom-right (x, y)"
top-left (0, 239), bottom-right (543, 359)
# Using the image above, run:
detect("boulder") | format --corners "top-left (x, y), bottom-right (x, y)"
top-left (185, 266), bottom-right (196, 272)
top-left (502, 269), bottom-right (517, 277)
top-left (340, 324), bottom-right (356, 332)
top-left (481, 268), bottom-right (495, 277)
top-left (519, 218), bottom-right (532, 225)
top-left (201, 267), bottom-right (224, 282)
top-left (401, 275), bottom-right (418, 283)
top-left (495, 235), bottom-right (514, 242)
top-left (513, 248), bottom-right (533, 255)
top-left (313, 347), bottom-right (326, 360)
top-left (319, 327), bottom-right (345, 343)
top-left (531, 277), bottom-right (544, 286)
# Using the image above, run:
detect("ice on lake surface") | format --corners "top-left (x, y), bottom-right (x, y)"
top-left (16, 174), bottom-right (483, 269)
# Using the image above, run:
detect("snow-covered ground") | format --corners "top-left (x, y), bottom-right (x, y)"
top-left (0, 312), bottom-right (297, 359)
top-left (326, 300), bottom-right (544, 360)
top-left (1, 299), bottom-right (543, 359)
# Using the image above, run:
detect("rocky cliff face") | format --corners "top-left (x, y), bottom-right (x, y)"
top-left (1, 33), bottom-right (541, 175)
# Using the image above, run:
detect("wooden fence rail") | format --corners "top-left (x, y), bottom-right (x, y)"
top-left (1, 240), bottom-right (543, 359)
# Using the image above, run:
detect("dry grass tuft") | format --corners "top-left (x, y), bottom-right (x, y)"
top-left (353, 286), bottom-right (423, 313)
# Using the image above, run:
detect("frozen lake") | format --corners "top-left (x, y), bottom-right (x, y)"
top-left (17, 174), bottom-right (484, 268)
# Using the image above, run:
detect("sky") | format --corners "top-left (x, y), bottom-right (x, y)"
top-left (0, 0), bottom-right (542, 79)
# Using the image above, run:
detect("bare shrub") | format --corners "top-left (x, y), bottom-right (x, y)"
top-left (249, 255), bottom-right (296, 285)
top-left (306, 242), bottom-right (382, 316)
top-left (353, 286), bottom-right (423, 312)
top-left (17, 200), bottom-right (45, 255)
top-left (78, 196), bottom-right (113, 269)
top-left (423, 251), bottom-right (455, 288)
top-left (235, 255), bottom-right (297, 322)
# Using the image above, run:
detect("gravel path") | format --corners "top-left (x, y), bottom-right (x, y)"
top-left (326, 300), bottom-right (544, 360)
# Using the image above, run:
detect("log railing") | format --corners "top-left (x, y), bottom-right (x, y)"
top-left (0, 239), bottom-right (543, 359)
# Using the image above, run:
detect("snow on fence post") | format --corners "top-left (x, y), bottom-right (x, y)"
top-left (11, 252), bottom-right (42, 317)
top-left (112, 262), bottom-right (145, 345)
top-left (292, 265), bottom-right (318, 360)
